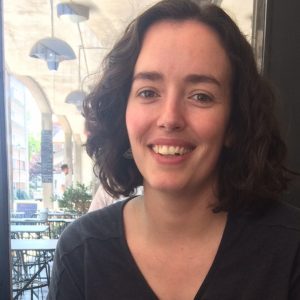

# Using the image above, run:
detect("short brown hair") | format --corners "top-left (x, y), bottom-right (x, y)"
top-left (83, 0), bottom-right (291, 212)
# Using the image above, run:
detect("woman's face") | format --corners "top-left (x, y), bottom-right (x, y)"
top-left (126, 20), bottom-right (232, 196)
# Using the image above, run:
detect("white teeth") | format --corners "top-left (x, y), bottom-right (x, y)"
top-left (152, 145), bottom-right (191, 156)
top-left (161, 145), bottom-right (168, 155)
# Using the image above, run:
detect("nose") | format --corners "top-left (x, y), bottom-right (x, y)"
top-left (157, 94), bottom-right (185, 131)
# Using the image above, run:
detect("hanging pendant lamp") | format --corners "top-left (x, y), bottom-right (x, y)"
top-left (57, 3), bottom-right (89, 23)
top-left (64, 46), bottom-right (87, 112)
top-left (29, 0), bottom-right (76, 70)
top-left (30, 37), bottom-right (76, 71)
top-left (65, 90), bottom-right (86, 111)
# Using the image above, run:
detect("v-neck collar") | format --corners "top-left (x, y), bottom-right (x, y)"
top-left (118, 197), bottom-right (233, 300)
top-left (194, 210), bottom-right (233, 299)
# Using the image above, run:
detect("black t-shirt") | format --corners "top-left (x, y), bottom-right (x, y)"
top-left (47, 199), bottom-right (300, 300)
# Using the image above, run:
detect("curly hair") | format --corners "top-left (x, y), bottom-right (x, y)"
top-left (83, 0), bottom-right (291, 212)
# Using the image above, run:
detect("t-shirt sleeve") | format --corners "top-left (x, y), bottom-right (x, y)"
top-left (47, 240), bottom-right (84, 300)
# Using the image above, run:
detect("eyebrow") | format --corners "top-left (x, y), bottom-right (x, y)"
top-left (132, 71), bottom-right (163, 82)
top-left (132, 71), bottom-right (221, 87)
top-left (184, 74), bottom-right (221, 87)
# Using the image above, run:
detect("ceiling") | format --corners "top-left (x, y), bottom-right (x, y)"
top-left (3, 0), bottom-right (253, 142)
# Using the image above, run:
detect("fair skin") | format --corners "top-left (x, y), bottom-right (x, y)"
top-left (125, 20), bottom-right (232, 300)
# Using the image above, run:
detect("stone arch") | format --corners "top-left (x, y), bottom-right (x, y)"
top-left (12, 75), bottom-right (53, 208)
top-left (14, 75), bottom-right (52, 114)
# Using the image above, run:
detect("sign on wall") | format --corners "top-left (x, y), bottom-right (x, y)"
top-left (41, 129), bottom-right (53, 183)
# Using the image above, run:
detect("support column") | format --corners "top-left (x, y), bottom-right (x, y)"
top-left (73, 134), bottom-right (82, 184)
top-left (41, 113), bottom-right (53, 209)
top-left (64, 132), bottom-right (73, 187)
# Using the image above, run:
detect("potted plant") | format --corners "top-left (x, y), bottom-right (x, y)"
top-left (59, 183), bottom-right (92, 215)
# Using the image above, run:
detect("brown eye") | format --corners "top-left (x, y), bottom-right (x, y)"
top-left (192, 93), bottom-right (212, 102)
top-left (138, 89), bottom-right (158, 98)
top-left (188, 92), bottom-right (215, 107)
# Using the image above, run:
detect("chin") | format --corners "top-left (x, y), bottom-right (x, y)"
top-left (146, 176), bottom-right (192, 194)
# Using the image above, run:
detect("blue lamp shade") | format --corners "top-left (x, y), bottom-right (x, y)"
top-left (57, 3), bottom-right (89, 23)
top-left (29, 37), bottom-right (76, 70)
top-left (65, 90), bottom-right (86, 111)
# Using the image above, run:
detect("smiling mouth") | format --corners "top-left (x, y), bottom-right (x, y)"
top-left (151, 145), bottom-right (194, 156)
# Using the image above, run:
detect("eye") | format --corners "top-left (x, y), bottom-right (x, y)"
top-left (189, 92), bottom-right (213, 105)
top-left (137, 89), bottom-right (159, 98)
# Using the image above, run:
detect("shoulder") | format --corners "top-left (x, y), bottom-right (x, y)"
top-left (56, 199), bottom-right (127, 256)
top-left (258, 201), bottom-right (300, 231)
top-left (230, 201), bottom-right (300, 247)
top-left (234, 201), bottom-right (300, 249)
top-left (48, 199), bottom-right (131, 298)
top-left (227, 201), bottom-right (300, 267)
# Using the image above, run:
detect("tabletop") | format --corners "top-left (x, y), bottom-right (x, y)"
top-left (10, 217), bottom-right (46, 224)
top-left (48, 218), bottom-right (75, 223)
top-left (33, 211), bottom-right (77, 218)
top-left (48, 211), bottom-right (75, 217)
top-left (11, 225), bottom-right (49, 233)
top-left (10, 212), bottom-right (25, 216)
top-left (11, 239), bottom-right (58, 251)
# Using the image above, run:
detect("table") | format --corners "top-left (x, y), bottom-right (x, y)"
top-left (11, 225), bottom-right (49, 239)
top-left (48, 218), bottom-right (74, 223)
top-left (11, 239), bottom-right (58, 251)
top-left (10, 218), bottom-right (47, 225)
top-left (32, 211), bottom-right (77, 219)
top-left (48, 211), bottom-right (76, 218)
top-left (32, 211), bottom-right (78, 218)
top-left (10, 211), bottom-right (25, 218)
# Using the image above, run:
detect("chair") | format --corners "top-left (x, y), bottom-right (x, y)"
top-left (12, 251), bottom-right (52, 300)
top-left (48, 220), bottom-right (68, 238)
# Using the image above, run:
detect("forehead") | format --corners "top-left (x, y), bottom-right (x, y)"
top-left (135, 20), bottom-right (231, 82)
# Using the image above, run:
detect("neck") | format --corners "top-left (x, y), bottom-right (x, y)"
top-left (129, 185), bottom-right (226, 244)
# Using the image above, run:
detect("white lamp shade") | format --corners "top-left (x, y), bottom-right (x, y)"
top-left (29, 37), bottom-right (76, 70)
top-left (57, 3), bottom-right (89, 23)
top-left (65, 90), bottom-right (86, 110)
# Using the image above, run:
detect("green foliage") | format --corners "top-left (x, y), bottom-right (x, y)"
top-left (28, 134), bottom-right (41, 160)
top-left (59, 183), bottom-right (92, 215)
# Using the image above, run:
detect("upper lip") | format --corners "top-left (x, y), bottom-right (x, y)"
top-left (148, 138), bottom-right (196, 149)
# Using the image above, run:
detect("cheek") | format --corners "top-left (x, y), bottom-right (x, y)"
top-left (125, 103), bottom-right (147, 143)
top-left (192, 113), bottom-right (229, 145)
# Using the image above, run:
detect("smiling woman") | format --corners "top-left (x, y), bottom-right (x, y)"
top-left (47, 1), bottom-right (300, 299)
top-left (126, 20), bottom-right (231, 198)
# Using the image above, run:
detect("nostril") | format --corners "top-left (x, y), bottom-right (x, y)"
top-left (157, 121), bottom-right (183, 131)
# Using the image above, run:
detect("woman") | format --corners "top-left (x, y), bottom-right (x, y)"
top-left (47, 1), bottom-right (300, 299)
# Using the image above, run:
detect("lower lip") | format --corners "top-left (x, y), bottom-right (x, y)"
top-left (150, 149), bottom-right (192, 165)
